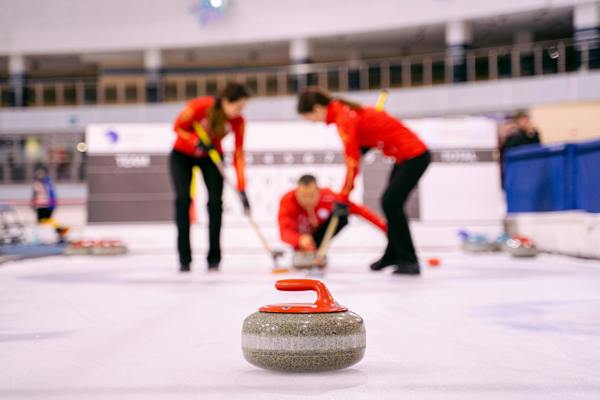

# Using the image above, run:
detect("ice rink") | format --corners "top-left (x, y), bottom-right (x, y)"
top-left (1, 225), bottom-right (599, 400)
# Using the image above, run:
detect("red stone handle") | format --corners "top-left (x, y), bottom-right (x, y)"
top-left (275, 279), bottom-right (339, 310)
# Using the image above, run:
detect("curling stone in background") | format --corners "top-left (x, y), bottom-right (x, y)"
top-left (64, 239), bottom-right (93, 255)
top-left (495, 233), bottom-right (511, 251)
top-left (505, 235), bottom-right (539, 258)
top-left (292, 251), bottom-right (327, 270)
top-left (458, 230), bottom-right (501, 253)
top-left (65, 239), bottom-right (128, 256)
top-left (90, 239), bottom-right (128, 256)
top-left (242, 279), bottom-right (365, 372)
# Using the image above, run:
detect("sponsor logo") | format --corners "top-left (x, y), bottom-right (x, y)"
top-left (115, 154), bottom-right (151, 169)
top-left (439, 150), bottom-right (478, 163)
top-left (105, 129), bottom-right (119, 145)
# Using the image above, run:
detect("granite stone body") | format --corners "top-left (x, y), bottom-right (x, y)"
top-left (507, 246), bottom-right (539, 257)
top-left (242, 310), bottom-right (366, 372)
top-left (292, 251), bottom-right (317, 269)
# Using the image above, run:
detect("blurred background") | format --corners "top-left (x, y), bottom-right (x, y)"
top-left (1, 0), bottom-right (599, 259)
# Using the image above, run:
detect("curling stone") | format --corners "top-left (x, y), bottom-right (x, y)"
top-left (64, 239), bottom-right (94, 255)
top-left (505, 235), bottom-right (539, 258)
top-left (458, 230), bottom-right (501, 253)
top-left (90, 239), bottom-right (128, 256)
top-left (292, 251), bottom-right (327, 270)
top-left (242, 279), bottom-right (365, 372)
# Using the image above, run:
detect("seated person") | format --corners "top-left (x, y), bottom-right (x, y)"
top-left (278, 174), bottom-right (386, 259)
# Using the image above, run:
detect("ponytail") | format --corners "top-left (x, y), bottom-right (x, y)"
top-left (208, 82), bottom-right (250, 138)
top-left (297, 87), bottom-right (361, 114)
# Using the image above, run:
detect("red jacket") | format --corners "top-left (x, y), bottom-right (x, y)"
top-left (173, 96), bottom-right (246, 191)
top-left (278, 187), bottom-right (387, 248)
top-left (326, 100), bottom-right (427, 201)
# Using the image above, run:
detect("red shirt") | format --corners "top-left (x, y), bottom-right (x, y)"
top-left (278, 187), bottom-right (387, 249)
top-left (173, 96), bottom-right (246, 191)
top-left (326, 100), bottom-right (427, 201)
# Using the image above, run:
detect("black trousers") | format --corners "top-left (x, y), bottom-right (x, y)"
top-left (36, 208), bottom-right (53, 222)
top-left (312, 215), bottom-right (349, 248)
top-left (381, 150), bottom-right (431, 264)
top-left (169, 150), bottom-right (224, 266)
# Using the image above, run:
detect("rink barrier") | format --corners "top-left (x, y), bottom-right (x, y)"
top-left (504, 139), bottom-right (600, 214)
top-left (504, 139), bottom-right (600, 259)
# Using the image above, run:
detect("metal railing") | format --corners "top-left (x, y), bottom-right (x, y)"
top-left (0, 159), bottom-right (85, 184)
top-left (0, 133), bottom-right (86, 184)
top-left (0, 38), bottom-right (597, 108)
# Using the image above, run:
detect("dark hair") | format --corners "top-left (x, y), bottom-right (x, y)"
top-left (297, 174), bottom-right (317, 186)
top-left (34, 165), bottom-right (48, 174)
top-left (514, 110), bottom-right (528, 119)
top-left (297, 87), bottom-right (361, 114)
top-left (209, 82), bottom-right (251, 138)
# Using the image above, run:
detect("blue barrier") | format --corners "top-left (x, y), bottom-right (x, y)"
top-left (504, 139), bottom-right (600, 213)
top-left (504, 144), bottom-right (574, 213)
top-left (574, 140), bottom-right (600, 213)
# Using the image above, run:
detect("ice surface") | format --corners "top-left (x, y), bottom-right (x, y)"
top-left (1, 225), bottom-right (599, 400)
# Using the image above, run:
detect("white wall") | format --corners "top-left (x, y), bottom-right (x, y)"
top-left (508, 212), bottom-right (600, 259)
top-left (0, 0), bottom-right (588, 55)
top-left (531, 101), bottom-right (600, 143)
top-left (85, 118), bottom-right (502, 226)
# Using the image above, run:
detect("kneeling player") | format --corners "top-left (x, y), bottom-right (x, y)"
top-left (278, 174), bottom-right (386, 268)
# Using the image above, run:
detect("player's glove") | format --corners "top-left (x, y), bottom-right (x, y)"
top-left (332, 201), bottom-right (349, 218)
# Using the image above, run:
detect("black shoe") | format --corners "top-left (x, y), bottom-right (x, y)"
top-left (180, 263), bottom-right (191, 273)
top-left (370, 257), bottom-right (396, 271)
top-left (207, 262), bottom-right (220, 272)
top-left (392, 262), bottom-right (421, 275)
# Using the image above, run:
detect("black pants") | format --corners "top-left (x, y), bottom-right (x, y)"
top-left (381, 150), bottom-right (431, 264)
top-left (169, 150), bottom-right (224, 266)
top-left (36, 208), bottom-right (53, 222)
top-left (312, 215), bottom-right (349, 248)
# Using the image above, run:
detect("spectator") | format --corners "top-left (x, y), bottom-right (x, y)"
top-left (31, 166), bottom-right (57, 222)
top-left (501, 111), bottom-right (541, 151)
top-left (499, 111), bottom-right (542, 189)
